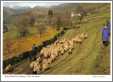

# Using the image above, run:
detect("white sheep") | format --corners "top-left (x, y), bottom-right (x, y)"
top-left (30, 32), bottom-right (88, 73)
top-left (41, 60), bottom-right (49, 71)
top-left (4, 64), bottom-right (14, 73)
top-left (63, 42), bottom-right (69, 51)
top-left (36, 57), bottom-right (41, 62)
top-left (30, 61), bottom-right (36, 69)
top-left (47, 57), bottom-right (53, 64)
top-left (73, 36), bottom-right (82, 43)
top-left (79, 33), bottom-right (88, 39)
top-left (33, 62), bottom-right (41, 73)
top-left (84, 33), bottom-right (88, 39)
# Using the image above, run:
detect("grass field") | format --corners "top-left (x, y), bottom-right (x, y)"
top-left (3, 3), bottom-right (110, 75)
top-left (3, 26), bottom-right (58, 60)
top-left (10, 10), bottom-right (110, 75)
top-left (41, 12), bottom-right (110, 75)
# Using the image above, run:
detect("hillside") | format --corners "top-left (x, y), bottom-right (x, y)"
top-left (43, 12), bottom-right (110, 75)
top-left (42, 3), bottom-right (110, 75)
top-left (3, 3), bottom-right (110, 75)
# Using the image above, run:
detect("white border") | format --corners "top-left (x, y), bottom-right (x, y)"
top-left (1, 1), bottom-right (112, 81)
top-left (1, 1), bottom-right (112, 3)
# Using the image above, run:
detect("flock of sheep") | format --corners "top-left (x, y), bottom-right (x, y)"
top-left (30, 32), bottom-right (88, 74)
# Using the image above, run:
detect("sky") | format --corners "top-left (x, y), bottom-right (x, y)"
top-left (3, 2), bottom-right (64, 8)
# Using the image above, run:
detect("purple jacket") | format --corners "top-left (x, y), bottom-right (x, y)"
top-left (102, 26), bottom-right (110, 41)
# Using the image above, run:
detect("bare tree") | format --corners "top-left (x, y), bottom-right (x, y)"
top-left (37, 23), bottom-right (47, 37)
top-left (3, 24), bottom-right (8, 33)
top-left (48, 9), bottom-right (53, 17)
top-left (29, 16), bottom-right (36, 26)
top-left (56, 16), bottom-right (62, 30)
top-left (16, 15), bottom-right (30, 37)
top-left (76, 5), bottom-right (87, 23)
top-left (48, 9), bottom-right (54, 25)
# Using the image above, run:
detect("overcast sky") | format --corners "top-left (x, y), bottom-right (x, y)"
top-left (3, 2), bottom-right (64, 8)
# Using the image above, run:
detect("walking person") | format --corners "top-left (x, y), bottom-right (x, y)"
top-left (102, 23), bottom-right (110, 46)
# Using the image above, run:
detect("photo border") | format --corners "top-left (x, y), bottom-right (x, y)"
top-left (0, 0), bottom-right (112, 81)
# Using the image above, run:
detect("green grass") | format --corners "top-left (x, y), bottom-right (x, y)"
top-left (11, 12), bottom-right (110, 74)
top-left (42, 11), bottom-right (110, 75)
top-left (6, 4), bottom-right (110, 74)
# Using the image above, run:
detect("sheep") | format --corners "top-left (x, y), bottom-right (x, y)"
top-left (30, 60), bottom-right (41, 74)
top-left (59, 46), bottom-right (65, 55)
top-left (69, 40), bottom-right (74, 48)
top-left (47, 57), bottom-right (53, 64)
top-left (63, 41), bottom-right (69, 51)
top-left (47, 47), bottom-right (57, 61)
top-left (84, 33), bottom-right (88, 39)
top-left (40, 48), bottom-right (46, 57)
top-left (50, 53), bottom-right (57, 62)
top-left (4, 64), bottom-right (14, 73)
top-left (51, 44), bottom-right (60, 56)
top-left (42, 63), bottom-right (49, 71)
top-left (33, 57), bottom-right (41, 65)
top-left (54, 39), bottom-right (60, 45)
top-left (79, 33), bottom-right (88, 39)
top-left (41, 48), bottom-right (50, 58)
top-left (36, 57), bottom-right (41, 62)
top-left (30, 32), bottom-right (88, 73)
top-left (68, 40), bottom-right (74, 54)
top-left (73, 36), bottom-right (82, 44)
top-left (33, 63), bottom-right (41, 74)
top-left (30, 61), bottom-right (36, 69)
top-left (30, 53), bottom-right (51, 73)
top-left (55, 44), bottom-right (62, 55)
top-left (41, 59), bottom-right (49, 71)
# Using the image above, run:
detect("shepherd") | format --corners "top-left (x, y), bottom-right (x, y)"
top-left (102, 23), bottom-right (110, 46)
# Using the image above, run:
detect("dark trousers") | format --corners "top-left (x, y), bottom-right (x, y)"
top-left (103, 41), bottom-right (109, 46)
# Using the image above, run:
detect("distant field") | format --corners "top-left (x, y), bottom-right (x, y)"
top-left (3, 27), bottom-right (58, 60)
